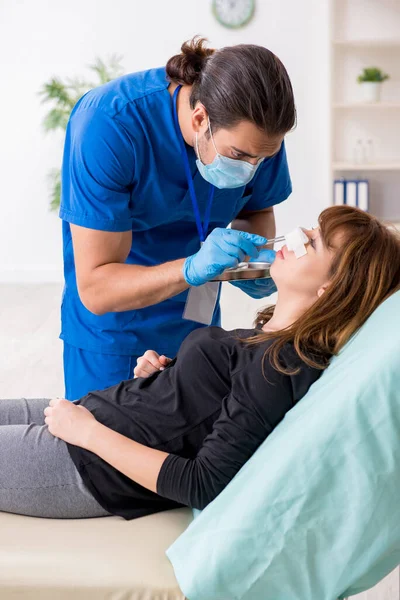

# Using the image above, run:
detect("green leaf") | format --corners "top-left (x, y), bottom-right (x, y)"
top-left (39, 77), bottom-right (71, 105)
top-left (47, 168), bottom-right (61, 211)
top-left (357, 67), bottom-right (390, 83)
top-left (42, 108), bottom-right (71, 132)
top-left (65, 77), bottom-right (93, 101)
top-left (89, 54), bottom-right (124, 84)
top-left (39, 55), bottom-right (125, 208)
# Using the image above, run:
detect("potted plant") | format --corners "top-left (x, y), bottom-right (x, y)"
top-left (39, 56), bottom-right (124, 210)
top-left (357, 67), bottom-right (389, 103)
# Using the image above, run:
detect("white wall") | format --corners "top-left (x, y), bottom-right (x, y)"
top-left (0, 0), bottom-right (331, 326)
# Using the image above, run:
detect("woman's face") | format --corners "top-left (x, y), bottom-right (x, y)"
top-left (270, 228), bottom-right (335, 300)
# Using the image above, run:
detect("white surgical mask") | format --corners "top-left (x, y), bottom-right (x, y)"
top-left (195, 120), bottom-right (263, 189)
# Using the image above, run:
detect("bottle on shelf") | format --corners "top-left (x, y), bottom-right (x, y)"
top-left (365, 139), bottom-right (374, 164)
top-left (353, 139), bottom-right (364, 164)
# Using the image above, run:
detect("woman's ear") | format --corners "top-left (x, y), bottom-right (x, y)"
top-left (317, 281), bottom-right (331, 298)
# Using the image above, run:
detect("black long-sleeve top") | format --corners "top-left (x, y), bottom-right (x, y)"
top-left (67, 327), bottom-right (322, 520)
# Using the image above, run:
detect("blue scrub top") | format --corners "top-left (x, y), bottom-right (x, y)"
top-left (59, 67), bottom-right (292, 357)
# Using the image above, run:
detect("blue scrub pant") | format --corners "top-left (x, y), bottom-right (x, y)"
top-left (63, 343), bottom-right (139, 401)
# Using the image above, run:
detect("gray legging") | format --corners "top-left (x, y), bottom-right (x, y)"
top-left (0, 398), bottom-right (111, 519)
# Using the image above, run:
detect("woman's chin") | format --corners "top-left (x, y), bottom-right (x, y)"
top-left (269, 263), bottom-right (278, 280)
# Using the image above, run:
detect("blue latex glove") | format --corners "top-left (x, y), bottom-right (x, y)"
top-left (229, 249), bottom-right (277, 299)
top-left (183, 228), bottom-right (267, 287)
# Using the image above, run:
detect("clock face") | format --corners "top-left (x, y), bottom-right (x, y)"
top-left (212, 0), bottom-right (255, 29)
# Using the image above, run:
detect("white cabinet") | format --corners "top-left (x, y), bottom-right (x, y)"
top-left (330, 0), bottom-right (400, 223)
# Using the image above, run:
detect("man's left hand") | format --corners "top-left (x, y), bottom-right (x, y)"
top-left (229, 249), bottom-right (277, 299)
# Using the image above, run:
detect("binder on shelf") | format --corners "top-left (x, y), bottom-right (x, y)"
top-left (333, 179), bottom-right (369, 212)
top-left (346, 181), bottom-right (357, 207)
top-left (357, 180), bottom-right (369, 212)
top-left (333, 179), bottom-right (345, 206)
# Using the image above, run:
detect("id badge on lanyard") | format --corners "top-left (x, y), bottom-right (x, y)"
top-left (172, 85), bottom-right (220, 326)
top-left (183, 280), bottom-right (220, 326)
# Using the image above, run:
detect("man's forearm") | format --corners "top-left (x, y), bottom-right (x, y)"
top-left (231, 208), bottom-right (276, 242)
top-left (82, 210), bottom-right (276, 315)
top-left (81, 258), bottom-right (188, 315)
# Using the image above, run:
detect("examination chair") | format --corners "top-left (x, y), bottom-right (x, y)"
top-left (1, 291), bottom-right (399, 600)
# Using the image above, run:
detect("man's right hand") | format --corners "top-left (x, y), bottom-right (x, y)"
top-left (134, 351), bottom-right (172, 378)
top-left (183, 228), bottom-right (267, 287)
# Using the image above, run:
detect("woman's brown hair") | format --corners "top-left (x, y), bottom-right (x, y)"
top-left (166, 36), bottom-right (296, 137)
top-left (249, 205), bottom-right (400, 374)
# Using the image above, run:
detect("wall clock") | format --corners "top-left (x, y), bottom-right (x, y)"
top-left (212, 0), bottom-right (256, 29)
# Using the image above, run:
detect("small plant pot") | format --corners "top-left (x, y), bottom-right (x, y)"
top-left (360, 82), bottom-right (382, 103)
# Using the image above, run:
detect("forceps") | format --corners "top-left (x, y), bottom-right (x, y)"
top-left (229, 235), bottom-right (286, 271)
top-left (260, 235), bottom-right (286, 247)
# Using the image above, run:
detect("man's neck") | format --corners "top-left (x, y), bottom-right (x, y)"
top-left (169, 83), bottom-right (194, 147)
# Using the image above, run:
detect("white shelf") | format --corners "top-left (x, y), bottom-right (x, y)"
top-left (331, 2), bottom-right (400, 226)
top-left (333, 162), bottom-right (400, 171)
top-left (333, 39), bottom-right (400, 48)
top-left (333, 102), bottom-right (400, 109)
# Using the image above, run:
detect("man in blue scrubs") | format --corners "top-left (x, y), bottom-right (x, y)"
top-left (60, 38), bottom-right (296, 400)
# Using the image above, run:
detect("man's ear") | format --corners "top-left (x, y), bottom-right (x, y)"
top-left (191, 103), bottom-right (208, 133)
top-left (317, 281), bottom-right (330, 298)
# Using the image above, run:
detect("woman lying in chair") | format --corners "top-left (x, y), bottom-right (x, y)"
top-left (1, 206), bottom-right (399, 520)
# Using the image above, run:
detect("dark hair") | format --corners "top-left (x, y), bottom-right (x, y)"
top-left (248, 206), bottom-right (400, 374)
top-left (166, 36), bottom-right (296, 136)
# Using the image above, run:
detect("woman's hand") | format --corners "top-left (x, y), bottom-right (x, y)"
top-left (44, 399), bottom-right (98, 449)
top-left (134, 350), bottom-right (172, 378)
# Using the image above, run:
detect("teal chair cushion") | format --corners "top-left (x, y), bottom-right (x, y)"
top-left (166, 291), bottom-right (400, 600)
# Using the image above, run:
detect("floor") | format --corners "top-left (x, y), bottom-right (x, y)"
top-left (0, 283), bottom-right (398, 598)
top-left (0, 283), bottom-right (64, 398)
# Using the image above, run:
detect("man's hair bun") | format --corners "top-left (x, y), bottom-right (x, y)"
top-left (166, 36), bottom-right (215, 85)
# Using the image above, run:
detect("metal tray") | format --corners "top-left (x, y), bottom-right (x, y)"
top-left (211, 262), bottom-right (271, 282)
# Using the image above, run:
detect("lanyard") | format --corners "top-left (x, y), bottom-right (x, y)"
top-left (172, 85), bottom-right (215, 243)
